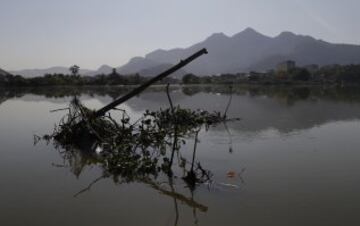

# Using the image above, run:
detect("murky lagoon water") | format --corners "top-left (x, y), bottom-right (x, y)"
top-left (1, 85), bottom-right (360, 226)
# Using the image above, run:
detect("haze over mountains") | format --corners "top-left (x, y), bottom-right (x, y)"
top-left (6, 28), bottom-right (360, 77)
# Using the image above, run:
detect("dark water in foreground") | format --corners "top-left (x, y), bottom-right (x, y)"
top-left (1, 85), bottom-right (360, 226)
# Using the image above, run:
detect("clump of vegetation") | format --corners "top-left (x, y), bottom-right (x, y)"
top-left (36, 50), bottom-right (241, 193)
top-left (51, 97), bottom-right (227, 146)
top-left (39, 87), bottom-right (239, 188)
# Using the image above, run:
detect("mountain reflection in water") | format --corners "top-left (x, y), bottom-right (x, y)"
top-left (3, 85), bottom-right (360, 134)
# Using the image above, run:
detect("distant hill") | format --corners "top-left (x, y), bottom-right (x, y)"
top-left (138, 64), bottom-right (187, 78)
top-left (85, 65), bottom-right (114, 76)
top-left (9, 28), bottom-right (360, 77)
top-left (120, 28), bottom-right (360, 75)
top-left (117, 57), bottom-right (160, 75)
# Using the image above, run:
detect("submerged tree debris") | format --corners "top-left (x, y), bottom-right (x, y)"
top-left (36, 49), bottom-right (240, 212)
top-left (37, 81), bottom-right (239, 193)
top-left (44, 89), bottom-right (238, 181)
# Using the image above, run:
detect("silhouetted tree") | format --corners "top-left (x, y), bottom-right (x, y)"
top-left (182, 73), bottom-right (200, 84)
top-left (111, 68), bottom-right (118, 76)
top-left (69, 65), bottom-right (80, 77)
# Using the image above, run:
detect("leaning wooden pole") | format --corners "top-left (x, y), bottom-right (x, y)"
top-left (94, 48), bottom-right (208, 117)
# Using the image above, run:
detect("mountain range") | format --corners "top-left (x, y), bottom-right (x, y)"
top-left (6, 28), bottom-right (360, 77)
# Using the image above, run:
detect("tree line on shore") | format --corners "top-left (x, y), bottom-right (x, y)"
top-left (0, 67), bottom-right (178, 87)
top-left (182, 64), bottom-right (360, 85)
top-left (1, 64), bottom-right (360, 87)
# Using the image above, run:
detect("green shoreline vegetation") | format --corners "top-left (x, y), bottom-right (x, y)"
top-left (1, 64), bottom-right (360, 87)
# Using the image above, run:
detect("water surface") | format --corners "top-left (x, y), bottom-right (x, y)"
top-left (1, 85), bottom-right (360, 226)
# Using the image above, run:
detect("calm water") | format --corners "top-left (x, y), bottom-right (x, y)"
top-left (1, 85), bottom-right (360, 226)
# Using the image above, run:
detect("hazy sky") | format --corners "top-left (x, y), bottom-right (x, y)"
top-left (1, 0), bottom-right (359, 70)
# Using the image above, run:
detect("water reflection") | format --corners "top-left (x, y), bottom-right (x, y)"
top-left (3, 85), bottom-right (360, 135)
top-left (2, 85), bottom-right (360, 103)
top-left (35, 87), bottom-right (231, 225)
top-left (25, 84), bottom-right (360, 225)
top-left (2, 85), bottom-right (360, 225)
top-left (47, 126), bottom-right (210, 226)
